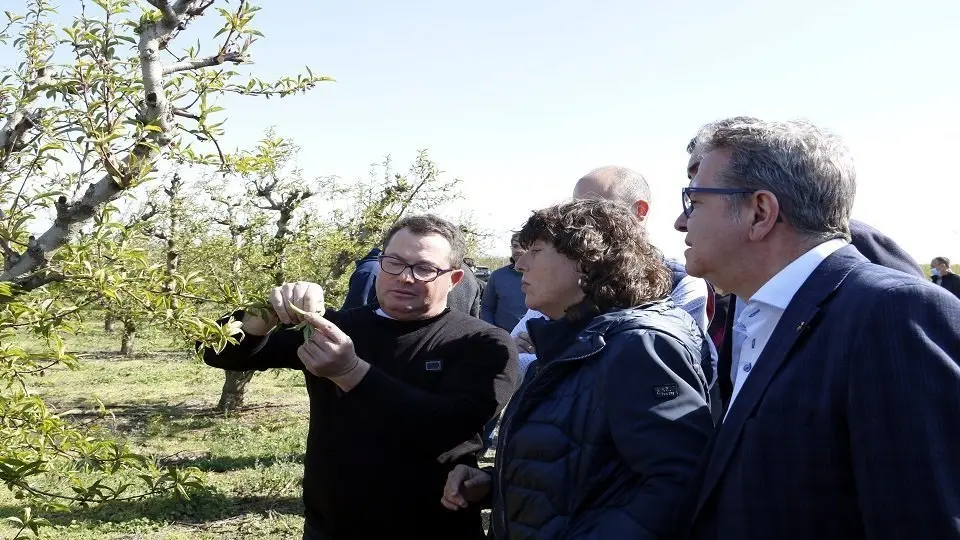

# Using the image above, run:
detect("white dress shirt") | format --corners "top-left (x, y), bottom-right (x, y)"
top-left (726, 239), bottom-right (847, 416)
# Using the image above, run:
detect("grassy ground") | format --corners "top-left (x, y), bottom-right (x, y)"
top-left (2, 318), bottom-right (313, 539)
top-left (3, 317), bottom-right (496, 539)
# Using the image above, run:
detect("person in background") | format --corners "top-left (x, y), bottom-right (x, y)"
top-left (480, 233), bottom-right (527, 332)
top-left (675, 116), bottom-right (960, 540)
top-left (443, 198), bottom-right (713, 539)
top-left (706, 287), bottom-right (731, 351)
top-left (449, 260), bottom-right (483, 317)
top-left (931, 256), bottom-right (960, 299)
top-left (202, 214), bottom-right (517, 540)
top-left (340, 247), bottom-right (381, 310)
top-left (477, 233), bottom-right (527, 451)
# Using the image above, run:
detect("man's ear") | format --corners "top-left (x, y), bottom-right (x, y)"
top-left (634, 200), bottom-right (650, 220)
top-left (746, 190), bottom-right (781, 241)
top-left (449, 269), bottom-right (464, 288)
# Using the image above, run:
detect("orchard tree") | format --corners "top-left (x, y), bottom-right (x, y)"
top-left (0, 0), bottom-right (329, 525)
top-left (318, 150), bottom-right (465, 287)
top-left (215, 131), bottom-right (320, 411)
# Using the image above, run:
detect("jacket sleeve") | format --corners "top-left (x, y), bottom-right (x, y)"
top-left (944, 275), bottom-right (960, 300)
top-left (570, 329), bottom-right (714, 539)
top-left (201, 311), bottom-right (310, 372)
top-left (471, 283), bottom-right (483, 318)
top-left (343, 328), bottom-right (518, 457)
top-left (480, 272), bottom-right (498, 324)
top-left (847, 283), bottom-right (960, 539)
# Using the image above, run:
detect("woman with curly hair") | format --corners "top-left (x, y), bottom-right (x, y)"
top-left (442, 198), bottom-right (714, 539)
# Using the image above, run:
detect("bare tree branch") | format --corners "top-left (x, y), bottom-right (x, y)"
top-left (0, 210), bottom-right (19, 271)
top-left (137, 202), bottom-right (160, 224)
top-left (172, 108), bottom-right (200, 121)
top-left (0, 66), bottom-right (49, 169)
top-left (162, 51), bottom-right (248, 75)
top-left (146, 0), bottom-right (180, 25)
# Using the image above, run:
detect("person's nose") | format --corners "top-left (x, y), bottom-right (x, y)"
top-left (398, 268), bottom-right (417, 284)
top-left (674, 211), bottom-right (688, 233)
top-left (515, 253), bottom-right (529, 273)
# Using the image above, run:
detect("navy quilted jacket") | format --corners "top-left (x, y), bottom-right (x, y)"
top-left (488, 300), bottom-right (715, 539)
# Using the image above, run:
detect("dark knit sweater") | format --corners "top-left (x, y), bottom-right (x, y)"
top-left (203, 307), bottom-right (518, 539)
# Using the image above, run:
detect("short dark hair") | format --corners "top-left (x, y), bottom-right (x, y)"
top-left (517, 198), bottom-right (672, 314)
top-left (933, 256), bottom-right (951, 266)
top-left (382, 214), bottom-right (466, 268)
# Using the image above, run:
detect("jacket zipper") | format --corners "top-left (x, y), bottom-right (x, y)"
top-left (494, 344), bottom-right (603, 539)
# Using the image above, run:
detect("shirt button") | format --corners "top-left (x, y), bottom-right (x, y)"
top-left (743, 363), bottom-right (752, 373)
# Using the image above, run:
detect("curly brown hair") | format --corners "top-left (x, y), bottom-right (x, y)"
top-left (517, 198), bottom-right (672, 314)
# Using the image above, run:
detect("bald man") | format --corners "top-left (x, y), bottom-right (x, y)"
top-left (511, 166), bottom-right (717, 388)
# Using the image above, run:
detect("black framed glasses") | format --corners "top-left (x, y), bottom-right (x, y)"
top-left (681, 187), bottom-right (758, 218)
top-left (378, 255), bottom-right (454, 282)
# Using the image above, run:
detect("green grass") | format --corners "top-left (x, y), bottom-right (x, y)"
top-left (2, 318), bottom-right (311, 539)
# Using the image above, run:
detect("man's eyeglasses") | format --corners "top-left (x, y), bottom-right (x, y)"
top-left (681, 187), bottom-right (759, 218)
top-left (378, 255), bottom-right (454, 282)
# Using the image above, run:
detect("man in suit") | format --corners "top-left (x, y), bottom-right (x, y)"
top-left (674, 117), bottom-right (960, 539)
top-left (686, 129), bottom-right (925, 406)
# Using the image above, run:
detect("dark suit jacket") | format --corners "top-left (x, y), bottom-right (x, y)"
top-left (848, 220), bottom-right (923, 277)
top-left (940, 272), bottom-right (960, 300)
top-left (682, 246), bottom-right (960, 540)
top-left (717, 220), bottom-right (923, 404)
top-left (448, 265), bottom-right (483, 317)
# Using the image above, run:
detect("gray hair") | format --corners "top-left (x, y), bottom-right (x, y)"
top-left (382, 214), bottom-right (466, 268)
top-left (688, 116), bottom-right (761, 156)
top-left (934, 256), bottom-right (951, 267)
top-left (581, 166), bottom-right (652, 206)
top-left (694, 117), bottom-right (855, 241)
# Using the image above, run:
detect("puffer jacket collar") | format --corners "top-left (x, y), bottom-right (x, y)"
top-left (526, 299), bottom-right (687, 368)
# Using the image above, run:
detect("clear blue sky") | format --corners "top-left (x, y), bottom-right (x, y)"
top-left (26, 0), bottom-right (960, 260)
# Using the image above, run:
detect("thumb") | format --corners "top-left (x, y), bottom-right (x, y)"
top-left (463, 474), bottom-right (484, 489)
top-left (309, 315), bottom-right (352, 346)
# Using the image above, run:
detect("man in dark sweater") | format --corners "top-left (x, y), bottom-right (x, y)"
top-left (932, 256), bottom-right (960, 299)
top-left (202, 215), bottom-right (518, 540)
top-left (480, 233), bottom-right (527, 332)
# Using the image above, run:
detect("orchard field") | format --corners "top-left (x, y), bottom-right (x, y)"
top-left (2, 313), bottom-right (500, 539)
top-left (0, 1), bottom-right (502, 538)
top-left (1, 1), bottom-right (949, 539)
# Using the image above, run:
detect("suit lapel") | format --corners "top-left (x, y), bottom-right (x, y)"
top-left (692, 245), bottom-right (869, 519)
